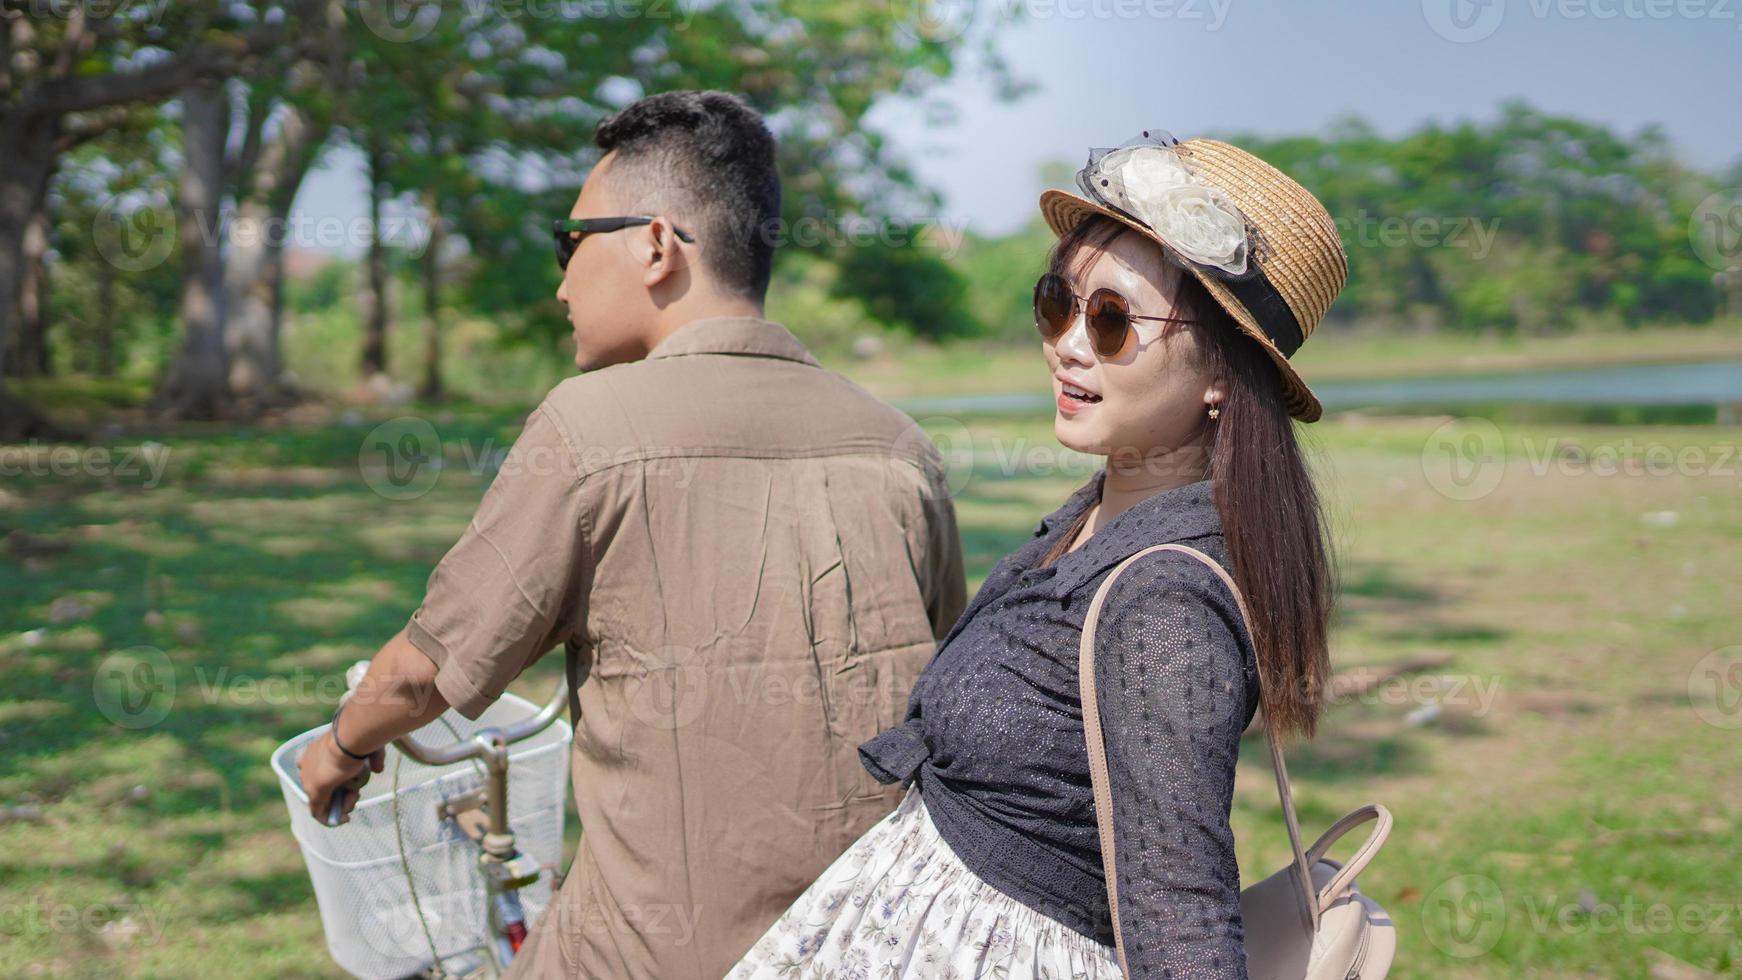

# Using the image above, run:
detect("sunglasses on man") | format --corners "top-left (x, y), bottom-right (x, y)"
top-left (553, 217), bottom-right (696, 271)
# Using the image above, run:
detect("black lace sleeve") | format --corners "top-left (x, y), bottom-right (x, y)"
top-left (1090, 549), bottom-right (1255, 979)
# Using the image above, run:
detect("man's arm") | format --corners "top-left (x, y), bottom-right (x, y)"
top-left (297, 629), bottom-right (450, 822)
top-left (300, 401), bottom-right (593, 822)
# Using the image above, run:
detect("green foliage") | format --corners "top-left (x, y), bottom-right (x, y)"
top-left (1223, 101), bottom-right (1730, 333)
top-left (830, 237), bottom-right (978, 341)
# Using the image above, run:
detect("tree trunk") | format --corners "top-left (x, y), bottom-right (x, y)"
top-left (96, 256), bottom-right (118, 377)
top-left (158, 80), bottom-right (233, 421)
top-left (0, 110), bottom-right (61, 389)
top-left (0, 111), bottom-right (68, 440)
top-left (419, 191), bottom-right (445, 401)
top-left (360, 136), bottom-right (390, 379)
top-left (8, 208), bottom-right (52, 378)
top-left (226, 103), bottom-right (328, 407)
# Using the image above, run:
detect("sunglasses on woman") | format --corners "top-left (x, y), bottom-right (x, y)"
top-left (1032, 271), bottom-right (1199, 358)
top-left (553, 217), bottom-right (696, 270)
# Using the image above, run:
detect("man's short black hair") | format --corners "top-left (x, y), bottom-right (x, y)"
top-left (594, 90), bottom-right (781, 302)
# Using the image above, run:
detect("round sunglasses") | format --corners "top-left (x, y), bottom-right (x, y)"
top-left (1032, 272), bottom-right (1199, 358)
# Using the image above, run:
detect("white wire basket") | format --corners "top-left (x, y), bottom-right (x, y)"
top-left (272, 693), bottom-right (571, 980)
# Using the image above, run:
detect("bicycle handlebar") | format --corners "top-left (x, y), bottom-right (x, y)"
top-left (323, 663), bottom-right (567, 829)
top-left (393, 678), bottom-right (568, 766)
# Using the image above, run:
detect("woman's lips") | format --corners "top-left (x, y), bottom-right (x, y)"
top-left (1056, 386), bottom-right (1102, 415)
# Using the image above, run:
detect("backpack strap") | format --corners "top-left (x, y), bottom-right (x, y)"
top-left (1078, 543), bottom-right (1319, 974)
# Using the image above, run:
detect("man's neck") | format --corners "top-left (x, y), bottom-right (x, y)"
top-left (646, 297), bottom-right (768, 351)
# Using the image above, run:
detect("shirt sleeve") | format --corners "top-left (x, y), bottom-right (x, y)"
top-left (1090, 549), bottom-right (1255, 978)
top-left (405, 404), bottom-right (592, 720)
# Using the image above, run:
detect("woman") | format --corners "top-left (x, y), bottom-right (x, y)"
top-left (727, 131), bottom-right (1345, 979)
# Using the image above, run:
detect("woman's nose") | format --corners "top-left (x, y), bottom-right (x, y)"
top-left (1055, 306), bottom-right (1095, 365)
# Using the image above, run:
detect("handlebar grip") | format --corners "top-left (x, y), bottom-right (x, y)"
top-left (323, 772), bottom-right (370, 827)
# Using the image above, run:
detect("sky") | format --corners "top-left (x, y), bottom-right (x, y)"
top-left (297, 0), bottom-right (1742, 246)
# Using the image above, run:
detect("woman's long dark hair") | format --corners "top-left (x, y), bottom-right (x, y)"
top-left (1037, 215), bottom-right (1336, 739)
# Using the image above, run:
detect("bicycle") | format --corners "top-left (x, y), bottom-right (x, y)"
top-left (277, 662), bottom-right (570, 980)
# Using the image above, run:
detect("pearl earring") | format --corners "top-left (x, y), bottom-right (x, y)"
top-left (1207, 405), bottom-right (1221, 420)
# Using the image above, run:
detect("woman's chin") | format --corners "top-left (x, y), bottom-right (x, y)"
top-left (1052, 418), bottom-right (1100, 455)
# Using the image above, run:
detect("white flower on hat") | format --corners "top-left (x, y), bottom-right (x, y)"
top-left (1090, 144), bottom-right (1250, 277)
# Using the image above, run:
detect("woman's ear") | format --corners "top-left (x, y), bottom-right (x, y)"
top-left (1204, 378), bottom-right (1227, 414)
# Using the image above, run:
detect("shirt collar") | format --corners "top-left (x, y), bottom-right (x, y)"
top-left (644, 315), bottom-right (821, 367)
top-left (1031, 469), bottom-right (1224, 588)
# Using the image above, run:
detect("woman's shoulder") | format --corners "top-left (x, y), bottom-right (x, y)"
top-left (1090, 536), bottom-right (1259, 703)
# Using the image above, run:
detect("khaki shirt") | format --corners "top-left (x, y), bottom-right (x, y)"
top-left (405, 316), bottom-right (966, 979)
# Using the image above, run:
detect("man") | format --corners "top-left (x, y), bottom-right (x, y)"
top-left (298, 91), bottom-right (966, 978)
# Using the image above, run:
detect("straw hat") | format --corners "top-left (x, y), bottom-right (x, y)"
top-left (1040, 136), bottom-right (1347, 422)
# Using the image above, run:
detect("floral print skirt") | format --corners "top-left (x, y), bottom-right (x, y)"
top-left (726, 786), bottom-right (1124, 979)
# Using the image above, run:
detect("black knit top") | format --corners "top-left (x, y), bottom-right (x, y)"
top-left (859, 470), bottom-right (1259, 978)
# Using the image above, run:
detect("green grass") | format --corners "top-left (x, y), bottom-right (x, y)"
top-left (2, 390), bottom-right (1739, 976)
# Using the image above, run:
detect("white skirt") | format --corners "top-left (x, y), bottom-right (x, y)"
top-left (726, 786), bottom-right (1123, 979)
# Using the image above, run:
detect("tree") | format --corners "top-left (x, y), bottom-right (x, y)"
top-left (0, 0), bottom-right (333, 436)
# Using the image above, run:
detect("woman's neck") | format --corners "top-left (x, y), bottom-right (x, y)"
top-left (1071, 445), bottom-right (1208, 551)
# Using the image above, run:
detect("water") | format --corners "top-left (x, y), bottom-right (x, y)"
top-left (892, 359), bottom-right (1742, 422)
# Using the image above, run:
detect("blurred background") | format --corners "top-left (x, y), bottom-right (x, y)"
top-left (1, 1), bottom-right (1739, 977)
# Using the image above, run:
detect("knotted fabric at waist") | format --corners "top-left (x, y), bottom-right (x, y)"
top-left (858, 718), bottom-right (930, 785)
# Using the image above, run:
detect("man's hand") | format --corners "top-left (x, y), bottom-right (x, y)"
top-left (297, 628), bottom-right (451, 826)
top-left (298, 728), bottom-right (385, 824)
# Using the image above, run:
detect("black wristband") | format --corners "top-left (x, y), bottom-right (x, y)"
top-left (330, 704), bottom-right (373, 761)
